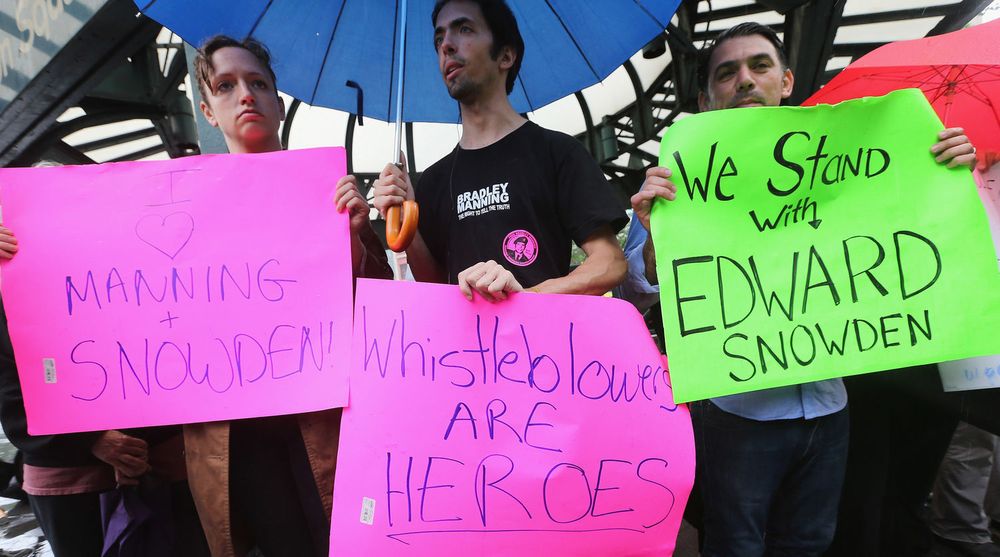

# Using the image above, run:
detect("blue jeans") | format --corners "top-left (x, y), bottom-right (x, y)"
top-left (692, 400), bottom-right (849, 557)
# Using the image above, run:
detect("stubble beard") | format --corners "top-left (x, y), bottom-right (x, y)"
top-left (447, 77), bottom-right (478, 103)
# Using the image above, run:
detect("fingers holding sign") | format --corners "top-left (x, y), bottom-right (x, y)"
top-left (457, 260), bottom-right (524, 302)
top-left (931, 127), bottom-right (977, 170)
top-left (334, 174), bottom-right (372, 235)
top-left (630, 166), bottom-right (677, 232)
top-left (0, 226), bottom-right (17, 259)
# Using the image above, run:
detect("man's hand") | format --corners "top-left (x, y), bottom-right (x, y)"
top-left (931, 127), bottom-right (976, 170)
top-left (630, 167), bottom-right (677, 232)
top-left (114, 469), bottom-right (140, 487)
top-left (372, 153), bottom-right (415, 218)
top-left (456, 260), bottom-right (524, 302)
top-left (91, 430), bottom-right (150, 481)
top-left (0, 226), bottom-right (18, 260)
top-left (334, 175), bottom-right (372, 235)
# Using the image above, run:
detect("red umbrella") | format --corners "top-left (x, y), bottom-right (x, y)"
top-left (803, 17), bottom-right (1000, 166)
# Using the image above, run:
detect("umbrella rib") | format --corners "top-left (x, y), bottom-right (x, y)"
top-left (629, 0), bottom-right (669, 28)
top-left (850, 68), bottom-right (936, 79)
top-left (930, 65), bottom-right (955, 84)
top-left (961, 66), bottom-right (1000, 81)
top-left (954, 81), bottom-right (993, 106)
top-left (246, 0), bottom-right (275, 39)
top-left (861, 75), bottom-right (943, 84)
top-left (951, 82), bottom-right (976, 96)
top-left (852, 68), bottom-right (938, 81)
top-left (894, 67), bottom-right (943, 83)
top-left (863, 67), bottom-right (934, 75)
top-left (983, 94), bottom-right (1000, 124)
top-left (138, 0), bottom-right (157, 10)
top-left (922, 70), bottom-right (956, 104)
top-left (388, 0), bottom-right (401, 120)
top-left (309, 1), bottom-right (351, 105)
top-left (920, 66), bottom-right (995, 107)
top-left (515, 74), bottom-right (534, 112)
top-left (926, 85), bottom-right (949, 105)
top-left (542, 0), bottom-right (599, 81)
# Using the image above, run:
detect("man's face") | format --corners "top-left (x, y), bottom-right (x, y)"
top-left (514, 239), bottom-right (526, 254)
top-left (699, 34), bottom-right (793, 112)
top-left (199, 46), bottom-right (285, 153)
top-left (433, 1), bottom-right (512, 102)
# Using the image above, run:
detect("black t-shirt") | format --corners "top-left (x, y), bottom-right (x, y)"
top-left (415, 121), bottom-right (627, 288)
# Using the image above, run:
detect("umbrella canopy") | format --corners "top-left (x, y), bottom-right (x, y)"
top-left (803, 17), bottom-right (1000, 161)
top-left (137, 0), bottom-right (680, 124)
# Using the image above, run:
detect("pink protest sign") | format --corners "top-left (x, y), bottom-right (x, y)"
top-left (0, 147), bottom-right (352, 434)
top-left (331, 279), bottom-right (695, 556)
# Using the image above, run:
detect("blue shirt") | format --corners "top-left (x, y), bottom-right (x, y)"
top-left (618, 214), bottom-right (847, 421)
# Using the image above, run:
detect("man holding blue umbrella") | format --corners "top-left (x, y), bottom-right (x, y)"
top-left (366, 0), bottom-right (629, 299)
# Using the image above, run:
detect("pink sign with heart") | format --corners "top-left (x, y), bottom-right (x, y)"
top-left (0, 148), bottom-right (353, 434)
top-left (134, 212), bottom-right (195, 260)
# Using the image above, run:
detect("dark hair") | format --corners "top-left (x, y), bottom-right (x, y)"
top-left (431, 0), bottom-right (524, 94)
top-left (513, 236), bottom-right (528, 245)
top-left (194, 35), bottom-right (278, 103)
top-left (697, 22), bottom-right (788, 92)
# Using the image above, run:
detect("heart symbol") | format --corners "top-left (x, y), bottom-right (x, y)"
top-left (135, 212), bottom-right (195, 260)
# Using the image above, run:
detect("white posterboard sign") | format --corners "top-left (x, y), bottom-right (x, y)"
top-left (939, 163), bottom-right (1000, 392)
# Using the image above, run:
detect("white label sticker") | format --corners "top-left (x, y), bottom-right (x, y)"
top-left (360, 497), bottom-right (375, 525)
top-left (43, 358), bottom-right (56, 384)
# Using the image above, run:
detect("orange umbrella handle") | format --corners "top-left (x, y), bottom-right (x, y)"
top-left (386, 200), bottom-right (419, 252)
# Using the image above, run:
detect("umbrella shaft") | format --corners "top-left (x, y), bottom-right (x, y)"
top-left (394, 0), bottom-right (408, 165)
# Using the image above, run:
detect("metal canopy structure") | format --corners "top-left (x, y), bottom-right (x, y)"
top-left (573, 0), bottom-right (995, 203)
top-left (0, 0), bottom-right (995, 192)
top-left (0, 0), bottom-right (195, 167)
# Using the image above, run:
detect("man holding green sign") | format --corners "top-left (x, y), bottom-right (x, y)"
top-left (622, 22), bottom-right (983, 557)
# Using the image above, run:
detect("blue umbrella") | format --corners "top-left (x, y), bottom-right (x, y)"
top-left (136, 0), bottom-right (680, 126)
top-left (138, 0), bottom-right (679, 251)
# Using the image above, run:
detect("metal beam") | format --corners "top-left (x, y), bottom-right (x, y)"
top-left (0, 1), bottom-right (161, 166)
top-left (693, 3), bottom-right (770, 25)
top-left (49, 109), bottom-right (167, 140)
top-left (9, 109), bottom-right (165, 167)
top-left (784, 0), bottom-right (847, 104)
top-left (574, 92), bottom-right (598, 156)
top-left (346, 113), bottom-right (358, 175)
top-left (668, 5), bottom-right (700, 114)
top-left (405, 122), bottom-right (416, 175)
top-left (839, 5), bottom-right (953, 27)
top-left (281, 98), bottom-right (302, 150)
top-left (831, 42), bottom-right (884, 60)
top-left (758, 0), bottom-right (812, 14)
top-left (927, 0), bottom-right (993, 35)
top-left (73, 127), bottom-right (159, 152)
top-left (108, 144), bottom-right (166, 163)
top-left (694, 23), bottom-right (787, 43)
top-left (37, 141), bottom-right (97, 166)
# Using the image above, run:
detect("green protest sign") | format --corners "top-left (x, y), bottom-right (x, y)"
top-left (651, 89), bottom-right (1000, 403)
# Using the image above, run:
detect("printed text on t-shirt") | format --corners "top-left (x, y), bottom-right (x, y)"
top-left (456, 182), bottom-right (510, 220)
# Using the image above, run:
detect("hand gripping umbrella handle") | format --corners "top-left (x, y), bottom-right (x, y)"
top-left (386, 200), bottom-right (419, 252)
